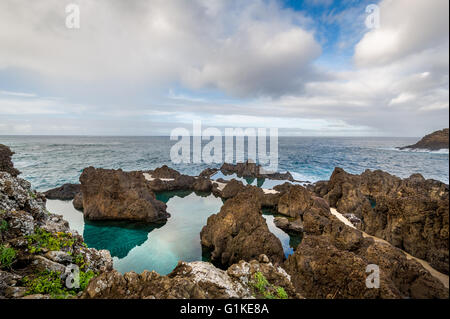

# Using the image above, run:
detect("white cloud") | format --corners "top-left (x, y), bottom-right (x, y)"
top-left (0, 0), bottom-right (448, 136)
top-left (0, 0), bottom-right (320, 97)
top-left (355, 0), bottom-right (449, 66)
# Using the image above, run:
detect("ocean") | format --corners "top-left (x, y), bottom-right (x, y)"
top-left (1, 135), bottom-right (448, 190)
top-left (2, 135), bottom-right (448, 275)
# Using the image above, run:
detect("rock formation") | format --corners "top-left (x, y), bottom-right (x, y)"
top-left (219, 161), bottom-right (294, 181)
top-left (82, 255), bottom-right (301, 299)
top-left (399, 128), bottom-right (449, 150)
top-left (79, 167), bottom-right (169, 223)
top-left (200, 192), bottom-right (284, 267)
top-left (0, 144), bottom-right (20, 177)
top-left (44, 183), bottom-right (81, 200)
top-left (0, 170), bottom-right (113, 299)
top-left (314, 167), bottom-right (449, 274)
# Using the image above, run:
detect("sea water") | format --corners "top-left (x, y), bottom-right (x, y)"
top-left (1, 136), bottom-right (448, 191)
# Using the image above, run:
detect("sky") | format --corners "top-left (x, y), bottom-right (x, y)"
top-left (0, 0), bottom-right (448, 136)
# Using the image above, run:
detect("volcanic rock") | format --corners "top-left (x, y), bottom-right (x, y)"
top-left (284, 202), bottom-right (449, 299)
top-left (82, 257), bottom-right (301, 299)
top-left (79, 167), bottom-right (169, 223)
top-left (44, 184), bottom-right (80, 200)
top-left (399, 128), bottom-right (449, 151)
top-left (315, 167), bottom-right (449, 274)
top-left (200, 192), bottom-right (284, 267)
top-left (0, 144), bottom-right (20, 177)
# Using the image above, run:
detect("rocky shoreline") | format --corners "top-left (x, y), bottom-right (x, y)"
top-left (1, 143), bottom-right (449, 299)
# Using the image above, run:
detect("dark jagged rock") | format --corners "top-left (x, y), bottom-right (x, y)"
top-left (315, 167), bottom-right (449, 274)
top-left (147, 165), bottom-right (181, 179)
top-left (82, 255), bottom-right (301, 299)
top-left (0, 144), bottom-right (20, 177)
top-left (399, 128), bottom-right (449, 151)
top-left (199, 167), bottom-right (219, 178)
top-left (192, 177), bottom-right (213, 192)
top-left (220, 179), bottom-right (246, 199)
top-left (273, 217), bottom-right (303, 233)
top-left (79, 167), bottom-right (169, 223)
top-left (220, 161), bottom-right (294, 181)
top-left (284, 199), bottom-right (449, 299)
top-left (200, 193), bottom-right (284, 267)
top-left (277, 185), bottom-right (314, 218)
top-left (44, 183), bottom-right (81, 200)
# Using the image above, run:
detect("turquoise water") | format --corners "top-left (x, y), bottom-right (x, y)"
top-left (0, 136), bottom-right (448, 191)
top-left (46, 191), bottom-right (301, 274)
top-left (262, 209), bottom-right (302, 257)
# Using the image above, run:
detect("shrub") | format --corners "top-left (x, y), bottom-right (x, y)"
top-left (22, 271), bottom-right (67, 297)
top-left (22, 269), bottom-right (97, 298)
top-left (0, 245), bottom-right (17, 269)
top-left (26, 228), bottom-right (75, 253)
top-left (0, 219), bottom-right (8, 234)
top-left (275, 286), bottom-right (288, 299)
top-left (250, 271), bottom-right (290, 299)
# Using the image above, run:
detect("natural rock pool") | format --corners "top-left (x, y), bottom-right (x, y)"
top-left (46, 191), bottom-right (301, 275)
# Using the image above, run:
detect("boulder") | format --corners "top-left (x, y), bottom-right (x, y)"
top-left (316, 167), bottom-right (449, 274)
top-left (274, 217), bottom-right (303, 233)
top-left (44, 184), bottom-right (81, 200)
top-left (220, 179), bottom-right (246, 199)
top-left (199, 167), bottom-right (218, 178)
top-left (220, 161), bottom-right (294, 181)
top-left (0, 144), bottom-right (20, 177)
top-left (149, 165), bottom-right (181, 179)
top-left (192, 177), bottom-right (212, 192)
top-left (277, 185), bottom-right (314, 218)
top-left (200, 192), bottom-right (284, 267)
top-left (31, 255), bottom-right (66, 274)
top-left (79, 167), bottom-right (169, 223)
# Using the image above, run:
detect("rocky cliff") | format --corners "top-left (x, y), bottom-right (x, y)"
top-left (0, 170), bottom-right (113, 299)
top-left (314, 167), bottom-right (449, 274)
top-left (0, 144), bottom-right (20, 177)
top-left (284, 185), bottom-right (448, 299)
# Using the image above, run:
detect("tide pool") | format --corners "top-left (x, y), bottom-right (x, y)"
top-left (46, 191), bottom-right (301, 275)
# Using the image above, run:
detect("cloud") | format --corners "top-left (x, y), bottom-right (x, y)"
top-left (0, 0), bottom-right (321, 97)
top-left (0, 0), bottom-right (448, 136)
top-left (355, 0), bottom-right (449, 66)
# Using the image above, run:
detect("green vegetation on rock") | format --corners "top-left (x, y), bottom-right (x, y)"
top-left (251, 271), bottom-right (289, 299)
top-left (26, 228), bottom-right (75, 254)
top-left (0, 244), bottom-right (16, 269)
top-left (22, 269), bottom-right (97, 299)
top-left (0, 219), bottom-right (8, 234)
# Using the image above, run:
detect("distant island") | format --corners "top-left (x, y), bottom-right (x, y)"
top-left (399, 128), bottom-right (449, 151)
